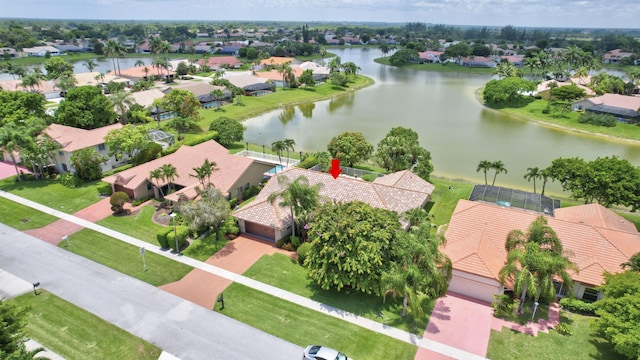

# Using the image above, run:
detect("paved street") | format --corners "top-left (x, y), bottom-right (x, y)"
top-left (0, 223), bottom-right (303, 360)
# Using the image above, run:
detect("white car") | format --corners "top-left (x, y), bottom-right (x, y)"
top-left (303, 345), bottom-right (351, 360)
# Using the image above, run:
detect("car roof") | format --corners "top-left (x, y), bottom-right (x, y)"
top-left (315, 346), bottom-right (339, 358)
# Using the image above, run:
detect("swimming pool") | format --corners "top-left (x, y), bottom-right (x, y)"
top-left (267, 165), bottom-right (286, 175)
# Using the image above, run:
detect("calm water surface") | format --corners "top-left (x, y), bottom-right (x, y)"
top-left (243, 48), bottom-right (640, 194)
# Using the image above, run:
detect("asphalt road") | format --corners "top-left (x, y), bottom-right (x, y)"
top-left (0, 223), bottom-right (303, 360)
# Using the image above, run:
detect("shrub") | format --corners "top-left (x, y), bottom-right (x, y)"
top-left (290, 235), bottom-right (300, 249)
top-left (555, 322), bottom-right (573, 336)
top-left (221, 216), bottom-right (240, 239)
top-left (559, 297), bottom-right (597, 315)
top-left (228, 198), bottom-right (238, 209)
top-left (110, 191), bottom-right (129, 214)
top-left (492, 294), bottom-right (516, 318)
top-left (166, 225), bottom-right (190, 251)
top-left (57, 172), bottom-right (81, 188)
top-left (102, 163), bottom-right (133, 177)
top-left (133, 142), bottom-right (162, 165)
top-left (578, 112), bottom-right (617, 127)
top-left (161, 133), bottom-right (218, 156)
top-left (275, 236), bottom-right (288, 249)
top-left (361, 173), bottom-right (377, 182)
top-left (296, 155), bottom-right (318, 169)
top-left (156, 226), bottom-right (173, 248)
top-left (242, 185), bottom-right (261, 200)
top-left (297, 242), bottom-right (312, 266)
top-left (132, 195), bottom-right (153, 207)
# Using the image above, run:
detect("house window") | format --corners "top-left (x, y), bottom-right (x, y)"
top-left (62, 163), bottom-right (68, 172)
top-left (553, 281), bottom-right (569, 297)
top-left (97, 144), bottom-right (106, 151)
top-left (582, 287), bottom-right (599, 302)
top-left (58, 150), bottom-right (63, 156)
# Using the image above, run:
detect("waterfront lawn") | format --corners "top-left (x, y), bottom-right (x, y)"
top-left (0, 196), bottom-right (58, 230)
top-left (487, 312), bottom-right (618, 360)
top-left (374, 57), bottom-right (494, 73)
top-left (11, 291), bottom-right (161, 360)
top-left (427, 176), bottom-right (474, 225)
top-left (492, 98), bottom-right (640, 142)
top-left (242, 253), bottom-right (432, 334)
top-left (61, 228), bottom-right (193, 286)
top-left (97, 205), bottom-right (164, 245)
top-left (217, 282), bottom-right (418, 360)
top-left (0, 178), bottom-right (110, 214)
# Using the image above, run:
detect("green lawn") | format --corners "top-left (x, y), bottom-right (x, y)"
top-left (242, 253), bottom-right (432, 334)
top-left (487, 312), bottom-right (618, 360)
top-left (182, 233), bottom-right (229, 261)
top-left (489, 98), bottom-right (640, 142)
top-left (11, 291), bottom-right (161, 360)
top-left (217, 283), bottom-right (418, 360)
top-left (374, 57), bottom-right (495, 73)
top-left (61, 228), bottom-right (193, 286)
top-left (97, 205), bottom-right (164, 244)
top-left (0, 178), bottom-right (110, 214)
top-left (0, 196), bottom-right (58, 230)
top-left (427, 176), bottom-right (474, 225)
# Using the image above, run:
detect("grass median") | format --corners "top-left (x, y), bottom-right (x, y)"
top-left (61, 228), bottom-right (193, 286)
top-left (11, 290), bottom-right (161, 360)
top-left (216, 282), bottom-right (418, 360)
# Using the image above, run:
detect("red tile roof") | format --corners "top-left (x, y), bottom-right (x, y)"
top-left (44, 123), bottom-right (123, 152)
top-left (233, 168), bottom-right (434, 231)
top-left (586, 94), bottom-right (640, 112)
top-left (444, 200), bottom-right (640, 287)
top-left (197, 56), bottom-right (242, 68)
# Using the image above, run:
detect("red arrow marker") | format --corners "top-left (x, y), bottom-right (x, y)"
top-left (328, 159), bottom-right (342, 179)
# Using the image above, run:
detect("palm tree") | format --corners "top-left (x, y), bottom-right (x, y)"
top-left (490, 160), bottom-right (507, 186)
top-left (283, 138), bottom-right (296, 166)
top-left (267, 174), bottom-right (322, 238)
top-left (151, 39), bottom-right (173, 82)
top-left (328, 56), bottom-right (341, 74)
top-left (142, 66), bottom-right (150, 80)
top-left (191, 158), bottom-right (218, 189)
top-left (401, 208), bottom-right (430, 228)
top-left (20, 70), bottom-right (45, 92)
top-left (0, 123), bottom-right (35, 181)
top-left (341, 62), bottom-right (361, 81)
top-left (149, 169), bottom-right (165, 198)
top-left (161, 163), bottom-right (178, 192)
top-left (574, 66), bottom-right (589, 85)
top-left (109, 89), bottom-right (134, 124)
top-left (381, 222), bottom-right (452, 318)
top-left (498, 216), bottom-right (577, 314)
top-left (319, 47), bottom-right (327, 65)
top-left (83, 60), bottom-right (99, 73)
top-left (55, 71), bottom-right (78, 96)
top-left (277, 63), bottom-right (292, 89)
top-left (523, 167), bottom-right (542, 194)
top-left (210, 89), bottom-right (226, 111)
top-left (272, 140), bottom-right (286, 166)
top-left (476, 160), bottom-right (492, 185)
top-left (134, 59), bottom-right (146, 67)
top-left (379, 43), bottom-right (391, 58)
top-left (104, 40), bottom-right (126, 75)
top-left (540, 168), bottom-right (551, 196)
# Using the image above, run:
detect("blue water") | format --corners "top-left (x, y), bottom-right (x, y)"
top-left (268, 165), bottom-right (285, 175)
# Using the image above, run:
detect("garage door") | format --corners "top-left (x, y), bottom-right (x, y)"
top-left (244, 222), bottom-right (276, 241)
top-left (448, 275), bottom-right (499, 304)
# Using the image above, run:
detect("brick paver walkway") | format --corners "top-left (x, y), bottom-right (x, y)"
top-left (160, 235), bottom-right (291, 309)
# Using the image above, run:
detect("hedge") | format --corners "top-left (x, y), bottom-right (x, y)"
top-left (559, 297), bottom-right (597, 316)
top-left (156, 226), bottom-right (173, 249)
top-left (296, 242), bottom-right (312, 266)
top-left (166, 225), bottom-right (190, 251)
top-left (161, 132), bottom-right (218, 156)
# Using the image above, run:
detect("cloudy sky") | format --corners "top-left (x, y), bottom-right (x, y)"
top-left (1, 0), bottom-right (639, 28)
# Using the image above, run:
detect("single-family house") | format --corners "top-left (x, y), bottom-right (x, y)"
top-left (572, 93), bottom-right (640, 123)
top-left (0, 47), bottom-right (18, 58)
top-left (603, 49), bottom-right (634, 64)
top-left (109, 66), bottom-right (175, 82)
top-left (224, 73), bottom-right (274, 96)
top-left (44, 123), bottom-right (125, 174)
top-left (461, 56), bottom-right (496, 68)
top-left (196, 32), bottom-right (210, 38)
top-left (165, 82), bottom-right (231, 108)
top-left (54, 44), bottom-right (88, 53)
top-left (22, 45), bottom-right (60, 57)
top-left (74, 72), bottom-right (128, 87)
top-left (443, 199), bottom-right (640, 303)
top-left (102, 140), bottom-right (273, 201)
top-left (197, 56), bottom-right (242, 69)
top-left (500, 55), bottom-right (525, 68)
top-left (259, 57), bottom-right (296, 68)
top-left (130, 88), bottom-right (167, 108)
top-left (535, 79), bottom-right (596, 97)
top-left (417, 51), bottom-right (443, 64)
top-left (296, 61), bottom-right (330, 81)
top-left (255, 68), bottom-right (304, 88)
top-left (233, 168), bottom-right (435, 241)
top-left (0, 79), bottom-right (59, 99)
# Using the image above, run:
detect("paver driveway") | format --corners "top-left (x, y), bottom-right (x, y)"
top-left (416, 292), bottom-right (494, 360)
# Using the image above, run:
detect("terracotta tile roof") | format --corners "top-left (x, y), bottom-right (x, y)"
top-left (536, 79), bottom-right (596, 96)
top-left (197, 56), bottom-right (242, 68)
top-left (586, 93), bottom-right (640, 111)
top-left (224, 73), bottom-right (269, 89)
top-left (373, 170), bottom-right (435, 194)
top-left (259, 57), bottom-right (295, 66)
top-left (233, 168), bottom-right (434, 231)
top-left (167, 82), bottom-right (227, 97)
top-left (444, 199), bottom-right (640, 287)
top-left (254, 68), bottom-right (304, 81)
top-left (74, 72), bottom-right (125, 87)
top-left (108, 66), bottom-right (175, 79)
top-left (130, 88), bottom-right (166, 108)
top-left (0, 79), bottom-right (56, 93)
top-left (103, 140), bottom-right (252, 198)
top-left (44, 123), bottom-right (123, 152)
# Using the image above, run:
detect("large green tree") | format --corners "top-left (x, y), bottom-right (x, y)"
top-left (381, 222), bottom-right (452, 318)
top-left (375, 127), bottom-right (433, 179)
top-left (159, 89), bottom-right (201, 119)
top-left (180, 187), bottom-right (230, 238)
top-left (0, 300), bottom-right (27, 357)
top-left (498, 216), bottom-right (577, 313)
top-left (54, 86), bottom-right (117, 129)
top-left (43, 56), bottom-right (73, 80)
top-left (483, 77), bottom-right (536, 105)
top-left (0, 122), bottom-right (38, 181)
top-left (305, 201), bottom-right (402, 295)
top-left (70, 147), bottom-right (106, 181)
top-left (327, 131), bottom-right (373, 167)
top-left (267, 174), bottom-right (322, 238)
top-left (388, 49), bottom-right (418, 66)
top-left (208, 117), bottom-right (244, 147)
top-left (104, 124), bottom-right (149, 165)
top-left (0, 91), bottom-right (46, 123)
top-left (594, 271), bottom-right (640, 360)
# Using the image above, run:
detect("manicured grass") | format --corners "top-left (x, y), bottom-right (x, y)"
top-left (217, 283), bottom-right (418, 360)
top-left (242, 253), bottom-right (432, 334)
top-left (11, 291), bottom-right (161, 360)
top-left (487, 312), bottom-right (618, 360)
top-left (0, 196), bottom-right (58, 230)
top-left (374, 57), bottom-right (495, 73)
top-left (182, 232), bottom-right (229, 261)
top-left (0, 178), bottom-right (110, 214)
top-left (488, 98), bottom-right (640, 142)
top-left (7, 53), bottom-right (106, 65)
top-left (427, 176), bottom-right (474, 225)
top-left (61, 228), bottom-right (193, 286)
top-left (97, 205), bottom-right (164, 245)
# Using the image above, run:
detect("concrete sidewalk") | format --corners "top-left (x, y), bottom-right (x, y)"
top-left (0, 190), bottom-right (487, 360)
